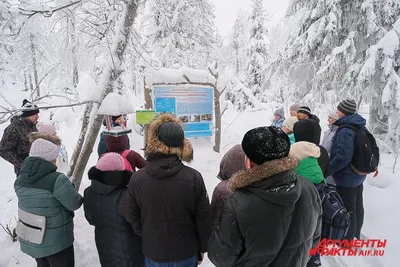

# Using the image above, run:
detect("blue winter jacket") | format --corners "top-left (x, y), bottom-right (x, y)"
top-left (271, 118), bottom-right (284, 128)
top-left (327, 114), bottom-right (367, 187)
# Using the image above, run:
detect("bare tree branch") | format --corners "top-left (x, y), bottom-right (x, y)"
top-left (19, 0), bottom-right (82, 17)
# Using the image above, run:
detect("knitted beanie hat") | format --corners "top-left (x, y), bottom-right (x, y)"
top-left (21, 99), bottom-right (39, 118)
top-left (218, 144), bottom-right (246, 180)
top-left (297, 106), bottom-right (312, 116)
top-left (328, 110), bottom-right (339, 120)
top-left (289, 141), bottom-right (321, 161)
top-left (290, 103), bottom-right (301, 113)
top-left (158, 122), bottom-right (185, 148)
top-left (337, 99), bottom-right (357, 115)
top-left (29, 138), bottom-right (59, 162)
top-left (274, 107), bottom-right (285, 118)
top-left (293, 119), bottom-right (322, 145)
top-left (96, 152), bottom-right (125, 171)
top-left (36, 122), bottom-right (57, 135)
top-left (282, 116), bottom-right (299, 132)
top-left (242, 126), bottom-right (290, 165)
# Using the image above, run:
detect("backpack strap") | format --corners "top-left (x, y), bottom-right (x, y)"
top-left (121, 150), bottom-right (131, 158)
top-left (338, 124), bottom-right (361, 132)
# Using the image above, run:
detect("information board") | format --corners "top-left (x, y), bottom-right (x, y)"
top-left (153, 85), bottom-right (214, 138)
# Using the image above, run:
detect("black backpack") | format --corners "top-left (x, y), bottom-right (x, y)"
top-left (337, 124), bottom-right (380, 175)
top-left (315, 182), bottom-right (351, 240)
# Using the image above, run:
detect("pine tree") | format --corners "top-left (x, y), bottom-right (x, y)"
top-left (245, 0), bottom-right (269, 99)
top-left (141, 0), bottom-right (216, 69)
top-left (269, 0), bottom-right (400, 140)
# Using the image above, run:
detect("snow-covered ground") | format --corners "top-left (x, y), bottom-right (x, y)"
top-left (0, 90), bottom-right (398, 267)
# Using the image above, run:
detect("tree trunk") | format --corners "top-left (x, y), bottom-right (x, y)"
top-left (143, 77), bottom-right (153, 148)
top-left (67, 103), bottom-right (93, 177)
top-left (71, 0), bottom-right (139, 190)
top-left (30, 33), bottom-right (40, 98)
top-left (23, 70), bottom-right (28, 91)
top-left (70, 15), bottom-right (79, 88)
top-left (213, 88), bottom-right (221, 153)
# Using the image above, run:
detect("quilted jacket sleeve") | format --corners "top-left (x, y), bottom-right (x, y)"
top-left (124, 177), bottom-right (142, 236)
top-left (208, 200), bottom-right (244, 267)
top-left (0, 125), bottom-right (21, 167)
top-left (327, 128), bottom-right (356, 176)
top-left (53, 174), bottom-right (83, 211)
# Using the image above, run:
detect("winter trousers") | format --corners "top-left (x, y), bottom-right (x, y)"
top-left (35, 245), bottom-right (75, 267)
top-left (336, 184), bottom-right (364, 240)
top-left (145, 255), bottom-right (197, 267)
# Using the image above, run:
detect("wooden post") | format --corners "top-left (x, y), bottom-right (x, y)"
top-left (143, 76), bottom-right (153, 149)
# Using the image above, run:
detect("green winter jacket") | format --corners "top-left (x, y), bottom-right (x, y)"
top-left (288, 133), bottom-right (296, 145)
top-left (14, 157), bottom-right (83, 258)
top-left (295, 157), bottom-right (324, 184)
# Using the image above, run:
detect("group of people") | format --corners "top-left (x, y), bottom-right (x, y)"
top-left (0, 98), bottom-right (372, 267)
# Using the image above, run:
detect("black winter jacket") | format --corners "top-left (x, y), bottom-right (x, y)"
top-left (208, 156), bottom-right (322, 267)
top-left (84, 167), bottom-right (144, 267)
top-left (124, 154), bottom-right (212, 263)
top-left (318, 145), bottom-right (329, 178)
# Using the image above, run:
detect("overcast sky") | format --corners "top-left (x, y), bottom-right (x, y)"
top-left (213, 0), bottom-right (290, 37)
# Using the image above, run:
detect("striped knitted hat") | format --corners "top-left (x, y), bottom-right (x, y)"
top-left (337, 99), bottom-right (357, 115)
top-left (297, 106), bottom-right (311, 116)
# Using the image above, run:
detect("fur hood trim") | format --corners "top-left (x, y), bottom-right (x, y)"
top-left (28, 132), bottom-right (61, 146)
top-left (228, 156), bottom-right (298, 191)
top-left (145, 113), bottom-right (193, 162)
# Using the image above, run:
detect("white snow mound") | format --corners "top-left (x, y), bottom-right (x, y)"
top-left (145, 67), bottom-right (216, 85)
top-left (97, 93), bottom-right (134, 115)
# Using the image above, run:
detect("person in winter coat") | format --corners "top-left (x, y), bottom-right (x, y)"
top-left (320, 111), bottom-right (339, 184)
top-left (207, 126), bottom-right (322, 267)
top-left (282, 116), bottom-right (298, 144)
top-left (31, 123), bottom-right (69, 174)
top-left (14, 137), bottom-right (83, 267)
top-left (320, 111), bottom-right (339, 156)
top-left (327, 99), bottom-right (366, 240)
top-left (84, 152), bottom-right (144, 267)
top-left (124, 113), bottom-right (212, 267)
top-left (98, 115), bottom-right (130, 157)
top-left (290, 141), bottom-right (324, 184)
top-left (271, 108), bottom-right (285, 128)
top-left (297, 106), bottom-right (320, 123)
top-left (290, 103), bottom-right (301, 117)
top-left (0, 99), bottom-right (39, 175)
top-left (210, 144), bottom-right (246, 227)
top-left (105, 135), bottom-right (146, 171)
top-left (293, 119), bottom-right (329, 178)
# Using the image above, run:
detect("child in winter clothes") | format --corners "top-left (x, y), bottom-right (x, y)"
top-left (105, 135), bottom-right (146, 171)
top-left (15, 138), bottom-right (83, 267)
top-left (84, 152), bottom-right (144, 267)
top-left (282, 116), bottom-right (298, 144)
top-left (210, 144), bottom-right (246, 227)
top-left (271, 108), bottom-right (285, 128)
top-left (34, 122), bottom-right (69, 174)
top-left (293, 119), bottom-right (329, 178)
top-left (289, 141), bottom-right (324, 184)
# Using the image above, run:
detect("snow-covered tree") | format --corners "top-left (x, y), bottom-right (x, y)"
top-left (269, 0), bottom-right (400, 143)
top-left (245, 0), bottom-right (269, 98)
top-left (141, 0), bottom-right (216, 69)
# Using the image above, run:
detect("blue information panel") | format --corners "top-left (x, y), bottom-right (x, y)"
top-left (153, 85), bottom-right (214, 138)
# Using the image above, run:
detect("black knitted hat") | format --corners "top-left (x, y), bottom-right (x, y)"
top-left (21, 99), bottom-right (39, 118)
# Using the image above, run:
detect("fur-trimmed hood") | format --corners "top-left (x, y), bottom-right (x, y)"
top-left (229, 156), bottom-right (299, 192)
top-left (145, 113), bottom-right (193, 162)
top-left (28, 132), bottom-right (61, 146)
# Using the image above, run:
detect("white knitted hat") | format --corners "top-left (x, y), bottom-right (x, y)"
top-left (29, 138), bottom-right (59, 162)
top-left (289, 141), bottom-right (321, 161)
